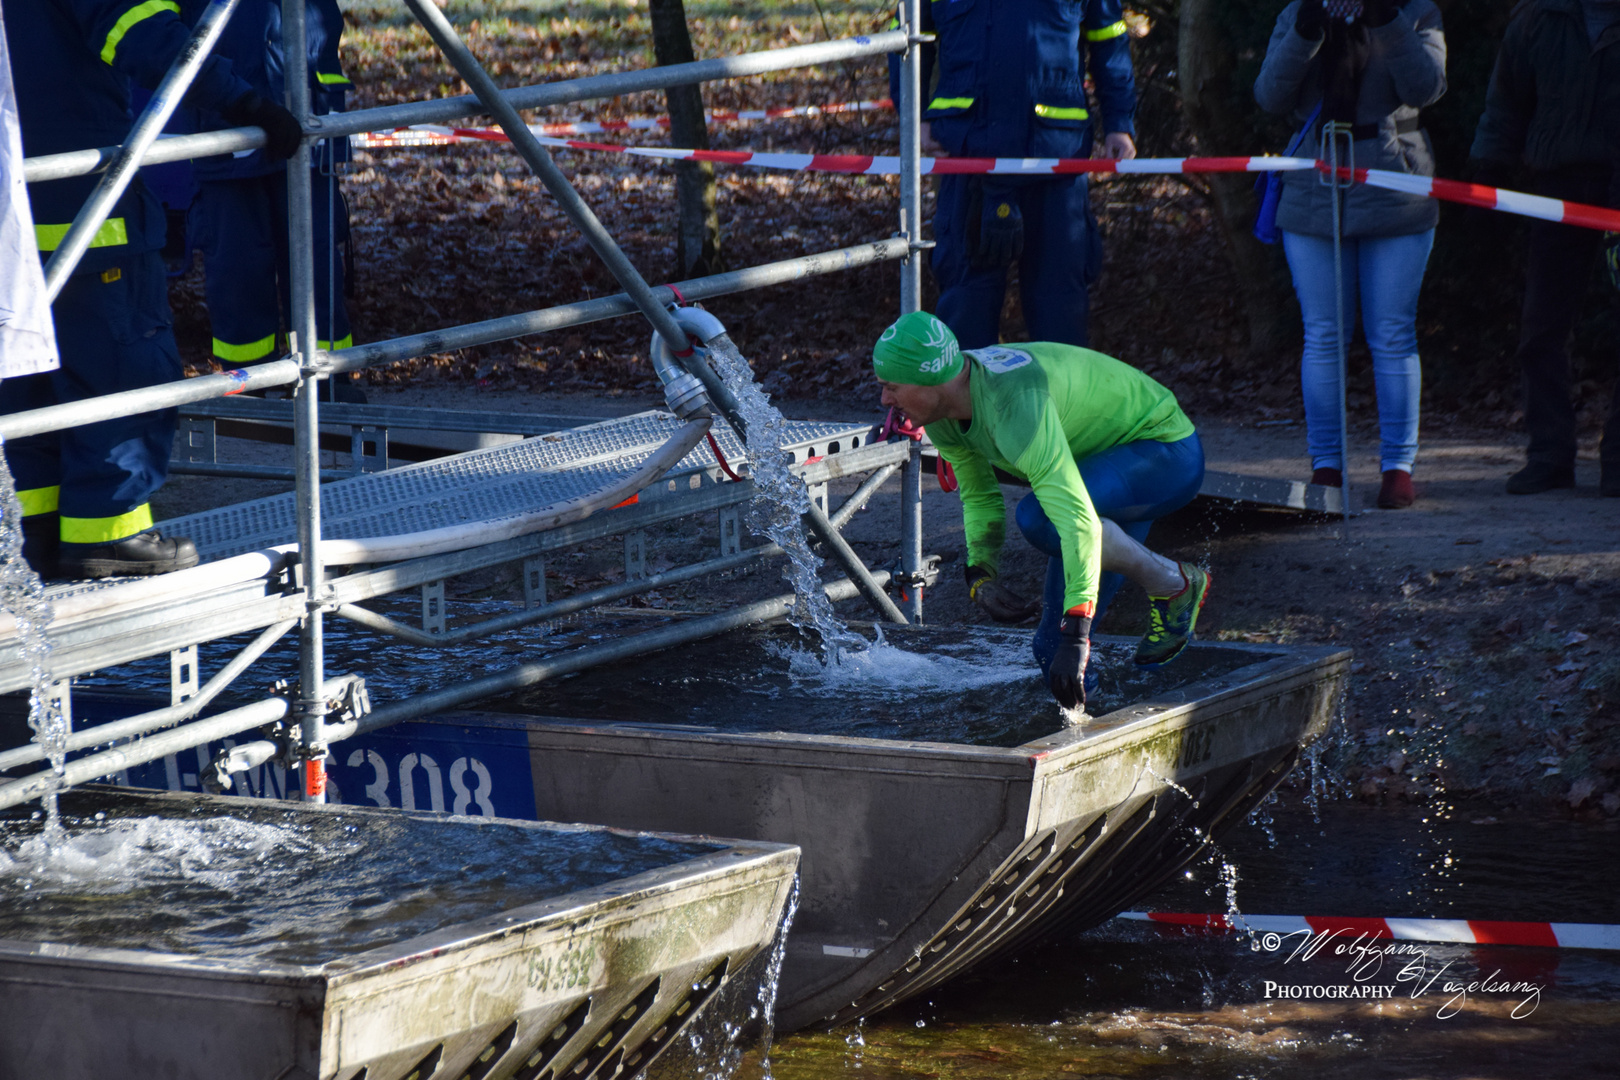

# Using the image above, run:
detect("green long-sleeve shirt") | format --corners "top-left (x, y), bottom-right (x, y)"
top-left (925, 343), bottom-right (1194, 612)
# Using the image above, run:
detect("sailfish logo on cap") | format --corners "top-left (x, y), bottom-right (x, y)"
top-left (919, 320), bottom-right (959, 373)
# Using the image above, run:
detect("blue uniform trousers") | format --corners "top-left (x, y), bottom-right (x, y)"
top-left (0, 252), bottom-right (180, 542)
top-left (932, 175), bottom-right (1102, 350)
top-left (191, 169), bottom-right (351, 365)
top-left (1016, 433), bottom-right (1205, 675)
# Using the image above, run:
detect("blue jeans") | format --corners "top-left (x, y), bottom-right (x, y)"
top-left (1015, 433), bottom-right (1206, 676)
top-left (1282, 229), bottom-right (1433, 474)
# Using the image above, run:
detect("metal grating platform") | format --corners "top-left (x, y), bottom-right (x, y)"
top-left (159, 411), bottom-right (874, 563)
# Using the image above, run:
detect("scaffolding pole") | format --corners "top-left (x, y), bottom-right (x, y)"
top-left (21, 30), bottom-right (910, 186)
top-left (0, 13), bottom-right (931, 807)
top-left (896, 0), bottom-right (926, 621)
top-left (282, 0), bottom-right (328, 802)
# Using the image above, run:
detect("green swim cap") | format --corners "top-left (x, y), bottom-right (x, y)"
top-left (872, 311), bottom-right (963, 386)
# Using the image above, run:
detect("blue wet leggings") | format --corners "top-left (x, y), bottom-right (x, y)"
top-left (1015, 433), bottom-right (1205, 676)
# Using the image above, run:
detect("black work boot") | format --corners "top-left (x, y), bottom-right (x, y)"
top-left (59, 530), bottom-right (200, 579)
top-left (18, 513), bottom-right (60, 578)
top-left (1505, 462), bottom-right (1575, 495)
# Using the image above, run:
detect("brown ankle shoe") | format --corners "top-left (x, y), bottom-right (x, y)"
top-left (1311, 467), bottom-right (1342, 487)
top-left (1378, 469), bottom-right (1415, 509)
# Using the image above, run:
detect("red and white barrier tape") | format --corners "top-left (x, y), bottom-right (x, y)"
top-left (358, 123), bottom-right (1620, 232)
top-left (351, 98), bottom-right (892, 148)
top-left (1120, 911), bottom-right (1620, 951)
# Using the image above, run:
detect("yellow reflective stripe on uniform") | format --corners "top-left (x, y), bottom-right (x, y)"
top-left (318, 334), bottom-right (353, 351)
top-left (34, 218), bottom-right (128, 252)
top-left (17, 487), bottom-right (60, 517)
top-left (316, 71), bottom-right (351, 85)
top-left (1086, 20), bottom-right (1128, 41)
top-left (1034, 104), bottom-right (1090, 120)
top-left (101, 0), bottom-right (181, 65)
top-left (61, 504), bottom-right (153, 545)
top-left (213, 334), bottom-right (276, 362)
top-left (926, 97), bottom-right (975, 111)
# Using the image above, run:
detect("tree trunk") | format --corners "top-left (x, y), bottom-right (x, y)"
top-left (1178, 0), bottom-right (1296, 359)
top-left (648, 0), bottom-right (723, 278)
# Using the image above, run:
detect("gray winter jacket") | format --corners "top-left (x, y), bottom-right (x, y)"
top-left (1254, 1), bottom-right (1448, 238)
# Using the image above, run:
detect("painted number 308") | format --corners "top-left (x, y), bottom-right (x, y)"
top-left (344, 750), bottom-right (498, 816)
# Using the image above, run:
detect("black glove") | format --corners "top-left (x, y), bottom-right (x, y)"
top-left (1604, 232), bottom-right (1620, 294)
top-left (1362, 0), bottom-right (1397, 27)
top-left (968, 180), bottom-right (1024, 271)
top-left (965, 564), bottom-right (1040, 624)
top-left (1295, 0), bottom-right (1326, 40)
top-left (1048, 612), bottom-right (1092, 710)
top-left (222, 91), bottom-right (303, 162)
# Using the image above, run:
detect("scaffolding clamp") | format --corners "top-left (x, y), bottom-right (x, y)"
top-left (890, 553), bottom-right (941, 590)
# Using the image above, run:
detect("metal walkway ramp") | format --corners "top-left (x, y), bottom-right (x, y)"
top-left (159, 411), bottom-right (873, 563)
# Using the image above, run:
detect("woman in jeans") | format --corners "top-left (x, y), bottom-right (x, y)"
top-left (1255, 0), bottom-right (1446, 508)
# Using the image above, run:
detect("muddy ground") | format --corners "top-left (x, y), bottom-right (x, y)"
top-left (156, 384), bottom-right (1620, 822)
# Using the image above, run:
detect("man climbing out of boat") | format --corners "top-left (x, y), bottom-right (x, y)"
top-left (873, 311), bottom-right (1210, 710)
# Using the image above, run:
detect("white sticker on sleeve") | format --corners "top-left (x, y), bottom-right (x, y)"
top-left (972, 346), bottom-right (1034, 373)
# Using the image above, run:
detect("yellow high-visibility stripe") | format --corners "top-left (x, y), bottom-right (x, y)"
top-left (316, 71), bottom-right (351, 85)
top-left (1086, 20), bottom-right (1128, 42)
top-left (61, 503), bottom-right (153, 545)
top-left (34, 218), bottom-right (128, 252)
top-left (318, 334), bottom-right (354, 351)
top-left (1035, 104), bottom-right (1090, 121)
top-left (101, 0), bottom-right (181, 65)
top-left (17, 487), bottom-right (59, 517)
top-left (926, 97), bottom-right (975, 111)
top-left (212, 334), bottom-right (276, 362)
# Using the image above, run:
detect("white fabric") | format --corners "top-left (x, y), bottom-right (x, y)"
top-left (0, 0), bottom-right (59, 379)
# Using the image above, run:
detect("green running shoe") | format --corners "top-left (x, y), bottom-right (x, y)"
top-left (1134, 562), bottom-right (1211, 668)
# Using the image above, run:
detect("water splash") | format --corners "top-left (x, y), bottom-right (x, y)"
top-left (764, 623), bottom-right (1029, 698)
top-left (0, 813), bottom-right (314, 893)
top-left (705, 336), bottom-right (862, 662)
top-left (680, 876), bottom-right (800, 1080)
top-left (1247, 790), bottom-right (1280, 849)
top-left (0, 440), bottom-right (66, 840)
top-left (754, 876), bottom-right (800, 1073)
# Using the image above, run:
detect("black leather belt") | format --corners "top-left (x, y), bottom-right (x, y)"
top-left (1349, 116), bottom-right (1422, 141)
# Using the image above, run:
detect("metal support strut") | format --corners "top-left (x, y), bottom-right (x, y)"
top-left (399, 0), bottom-right (907, 625)
top-left (284, 0), bottom-right (329, 801)
top-left (898, 0), bottom-right (924, 315)
top-left (1322, 121), bottom-right (1354, 532)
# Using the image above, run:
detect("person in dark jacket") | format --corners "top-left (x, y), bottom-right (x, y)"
top-left (3, 0), bottom-right (299, 577)
top-left (183, 0), bottom-right (359, 398)
top-left (1255, 0), bottom-right (1447, 510)
top-left (1471, 0), bottom-right (1620, 496)
top-left (900, 0), bottom-right (1138, 351)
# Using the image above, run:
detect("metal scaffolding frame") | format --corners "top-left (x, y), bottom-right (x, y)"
top-left (0, 1), bottom-right (931, 811)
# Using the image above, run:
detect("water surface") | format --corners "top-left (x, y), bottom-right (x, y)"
top-left (507, 624), bottom-right (1266, 747)
top-left (0, 790), bottom-right (716, 965)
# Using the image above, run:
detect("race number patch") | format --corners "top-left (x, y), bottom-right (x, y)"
top-left (973, 346), bottom-right (1034, 373)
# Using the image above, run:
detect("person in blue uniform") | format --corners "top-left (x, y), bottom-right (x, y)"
top-left (182, 0), bottom-right (359, 398)
top-left (900, 0), bottom-right (1138, 349)
top-left (4, 0), bottom-right (299, 578)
